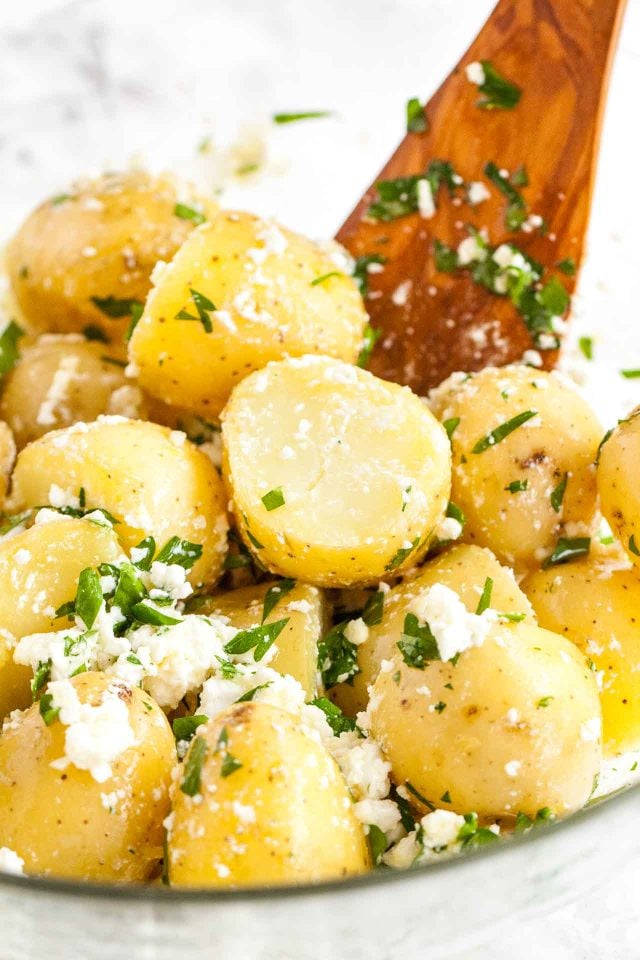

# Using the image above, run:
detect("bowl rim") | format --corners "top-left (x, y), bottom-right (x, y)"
top-left (0, 784), bottom-right (630, 904)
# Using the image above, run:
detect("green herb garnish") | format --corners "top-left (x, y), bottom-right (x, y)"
top-left (471, 409), bottom-right (537, 454)
top-left (310, 697), bottom-right (358, 736)
top-left (261, 578), bottom-right (296, 623)
top-left (368, 824), bottom-right (388, 864)
top-left (0, 320), bottom-right (24, 377)
top-left (505, 479), bottom-right (528, 493)
top-left (31, 659), bottom-right (52, 699)
top-left (397, 613), bottom-right (439, 669)
top-left (484, 161), bottom-right (527, 230)
top-left (261, 487), bottom-right (285, 511)
top-left (475, 61), bottom-right (521, 110)
top-left (155, 536), bottom-right (203, 571)
top-left (91, 296), bottom-right (143, 319)
top-left (629, 535), bottom-right (640, 557)
top-left (443, 417), bottom-right (460, 440)
top-left (172, 715), bottom-right (208, 743)
top-left (224, 618), bottom-right (290, 662)
top-left (362, 590), bottom-right (384, 627)
top-left (543, 537), bottom-right (591, 568)
top-left (352, 254), bottom-right (387, 297)
top-left (39, 693), bottom-right (60, 726)
top-left (556, 258), bottom-right (576, 276)
top-left (578, 336), bottom-right (593, 360)
top-left (550, 473), bottom-right (568, 513)
top-left (318, 621), bottom-right (360, 688)
top-left (434, 239), bottom-right (459, 272)
top-left (311, 271), bottom-right (342, 287)
top-left (174, 203), bottom-right (206, 225)
top-left (180, 736), bottom-right (209, 796)
top-left (385, 536), bottom-right (420, 572)
top-left (620, 369), bottom-right (640, 379)
top-left (457, 811), bottom-right (500, 846)
top-left (475, 577), bottom-right (493, 615)
top-left (406, 98), bottom-right (428, 133)
top-left (273, 111), bottom-right (332, 124)
top-left (357, 323), bottom-right (382, 368)
top-left (74, 567), bottom-right (103, 629)
top-left (175, 288), bottom-right (216, 333)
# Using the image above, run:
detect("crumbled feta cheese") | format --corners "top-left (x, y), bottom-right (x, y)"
top-left (457, 235), bottom-right (486, 266)
top-left (465, 61), bottom-right (485, 85)
top-left (417, 179), bottom-right (436, 219)
top-left (407, 583), bottom-right (493, 662)
top-left (504, 760), bottom-right (521, 777)
top-left (467, 181), bottom-right (490, 205)
top-left (434, 516), bottom-right (463, 542)
top-left (344, 618), bottom-right (369, 647)
top-left (0, 847), bottom-right (24, 876)
top-left (421, 809), bottom-right (465, 849)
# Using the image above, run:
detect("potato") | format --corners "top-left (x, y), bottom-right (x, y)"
top-left (222, 356), bottom-right (451, 587)
top-left (128, 211), bottom-right (368, 418)
top-left (8, 417), bottom-right (229, 587)
top-left (198, 581), bottom-right (326, 698)
top-left (0, 335), bottom-right (148, 449)
top-left (333, 544), bottom-right (536, 716)
top-left (6, 170), bottom-right (217, 355)
top-left (0, 518), bottom-right (124, 718)
top-left (370, 619), bottom-right (601, 820)
top-left (0, 420), bottom-right (16, 507)
top-left (430, 366), bottom-right (601, 572)
top-left (597, 407), bottom-right (640, 567)
top-left (0, 672), bottom-right (175, 881)
top-left (523, 553), bottom-right (640, 755)
top-left (168, 701), bottom-right (370, 887)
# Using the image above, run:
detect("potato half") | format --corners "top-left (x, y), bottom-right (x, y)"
top-left (597, 407), bottom-right (640, 568)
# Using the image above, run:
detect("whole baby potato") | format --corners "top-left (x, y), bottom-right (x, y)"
top-left (168, 701), bottom-right (370, 887)
top-left (222, 356), bottom-right (451, 587)
top-left (6, 170), bottom-right (217, 353)
top-left (369, 620), bottom-right (601, 819)
top-left (0, 335), bottom-right (148, 449)
top-left (524, 553), bottom-right (640, 755)
top-left (597, 407), bottom-right (640, 567)
top-left (198, 580), bottom-right (327, 698)
top-left (8, 417), bottom-right (229, 587)
top-left (430, 366), bottom-right (601, 572)
top-left (0, 672), bottom-right (175, 881)
top-left (333, 543), bottom-right (536, 716)
top-left (0, 518), bottom-right (123, 718)
top-left (129, 211), bottom-right (368, 417)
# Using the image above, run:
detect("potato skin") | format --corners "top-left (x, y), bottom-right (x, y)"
top-left (8, 417), bottom-right (229, 587)
top-left (6, 171), bottom-right (216, 354)
top-left (523, 554), bottom-right (640, 755)
top-left (198, 581), bottom-right (326, 698)
top-left (169, 701), bottom-right (370, 887)
top-left (0, 672), bottom-right (175, 881)
top-left (430, 366), bottom-right (601, 573)
top-left (0, 519), bottom-right (124, 718)
top-left (0, 335), bottom-right (147, 449)
top-left (597, 407), bottom-right (640, 567)
top-left (222, 356), bottom-right (451, 587)
top-left (333, 544), bottom-right (536, 716)
top-left (369, 621), bottom-right (601, 819)
top-left (0, 420), bottom-right (16, 508)
top-left (129, 211), bottom-right (368, 418)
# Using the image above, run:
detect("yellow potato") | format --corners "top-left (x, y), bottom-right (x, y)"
top-left (129, 210), bottom-right (368, 417)
top-left (370, 620), bottom-right (601, 819)
top-left (597, 407), bottom-right (640, 567)
top-left (0, 335), bottom-right (148, 449)
top-left (6, 170), bottom-right (217, 354)
top-left (8, 417), bottom-right (229, 587)
top-left (198, 581), bottom-right (326, 698)
top-left (332, 544), bottom-right (536, 716)
top-left (0, 518), bottom-right (124, 718)
top-left (0, 672), bottom-right (175, 881)
top-left (168, 701), bottom-right (370, 887)
top-left (0, 420), bottom-right (16, 507)
top-left (430, 366), bottom-right (601, 572)
top-left (222, 356), bottom-right (451, 587)
top-left (523, 553), bottom-right (640, 755)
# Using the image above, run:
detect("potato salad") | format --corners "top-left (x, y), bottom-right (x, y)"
top-left (0, 168), bottom-right (633, 888)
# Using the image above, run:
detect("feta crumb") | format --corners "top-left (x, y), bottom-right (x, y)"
top-left (344, 618), bottom-right (369, 647)
top-left (504, 760), bottom-right (521, 777)
top-left (457, 235), bottom-right (486, 266)
top-left (467, 181), bottom-right (490, 205)
top-left (417, 179), bottom-right (436, 219)
top-left (408, 583), bottom-right (493, 662)
top-left (580, 717), bottom-right (602, 742)
top-left (465, 61), bottom-right (485, 85)
top-left (0, 847), bottom-right (24, 876)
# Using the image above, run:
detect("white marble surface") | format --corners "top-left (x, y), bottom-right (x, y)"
top-left (1, 0), bottom-right (640, 956)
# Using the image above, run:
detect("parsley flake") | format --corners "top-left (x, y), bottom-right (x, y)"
top-left (475, 577), bottom-right (493, 615)
top-left (261, 487), bottom-right (285, 511)
top-left (471, 409), bottom-right (537, 454)
top-left (397, 612), bottom-right (439, 669)
top-left (224, 618), bottom-right (290, 662)
top-left (0, 320), bottom-right (24, 377)
top-left (475, 61), bottom-right (521, 110)
top-left (406, 98), bottom-right (428, 133)
top-left (90, 296), bottom-right (143, 319)
top-left (543, 537), bottom-right (591, 568)
top-left (180, 736), bottom-right (209, 796)
top-left (173, 203), bottom-right (206, 226)
top-left (175, 288), bottom-right (216, 333)
top-left (261, 578), bottom-right (296, 623)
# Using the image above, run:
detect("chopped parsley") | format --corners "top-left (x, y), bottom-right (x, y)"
top-left (261, 578), bottom-right (296, 622)
top-left (578, 336), bottom-right (593, 360)
top-left (556, 258), bottom-right (576, 276)
top-left (357, 323), bottom-right (382, 368)
top-left (446, 501), bottom-right (465, 528)
top-left (51, 193), bottom-right (72, 205)
top-left (155, 536), bottom-right (203, 570)
top-left (629, 535), bottom-right (640, 557)
top-left (172, 715), bottom-right (208, 743)
top-left (215, 726), bottom-right (242, 777)
top-left (433, 239), bottom-right (459, 272)
top-left (368, 824), bottom-right (388, 864)
top-left (175, 288), bottom-right (216, 333)
top-left (0, 320), bottom-right (24, 377)
top-left (433, 700), bottom-right (447, 713)
top-left (620, 369), bottom-right (640, 379)
top-left (261, 487), bottom-right (285, 511)
top-left (471, 409), bottom-right (537, 453)
top-left (272, 110), bottom-right (332, 124)
top-left (317, 621), bottom-right (360, 688)
top-left (505, 479), bottom-right (528, 493)
top-left (173, 202), bottom-right (206, 225)
top-left (385, 536), bottom-right (420, 572)
top-left (236, 683), bottom-right (272, 703)
top-left (310, 697), bottom-right (358, 736)
top-left (550, 473), bottom-right (568, 513)
top-left (440, 790), bottom-right (452, 804)
top-left (367, 159), bottom-right (462, 221)
top-left (90, 296), bottom-right (143, 319)
top-left (397, 612), bottom-right (439, 668)
top-left (457, 812), bottom-right (500, 846)
top-left (406, 97), bottom-right (428, 133)
top-left (125, 301), bottom-right (144, 341)
top-left (537, 696), bottom-right (554, 708)
top-left (543, 537), bottom-right (591, 568)
top-left (130, 601), bottom-right (182, 626)
top-left (352, 254), bottom-right (387, 297)
top-left (442, 417), bottom-right (460, 440)
top-left (74, 567), bottom-right (103, 630)
top-left (39, 693), bottom-right (60, 726)
top-left (404, 781), bottom-right (435, 811)
top-left (310, 271), bottom-right (342, 286)
top-left (82, 324), bottom-right (110, 343)
top-left (475, 577), bottom-right (493, 615)
top-left (224, 618), bottom-right (290, 662)
top-left (514, 807), bottom-right (555, 832)
top-left (474, 61), bottom-right (521, 110)
top-left (484, 161), bottom-right (527, 230)
top-left (31, 659), bottom-right (52, 699)
top-left (361, 590), bottom-right (384, 627)
top-left (180, 736), bottom-right (208, 796)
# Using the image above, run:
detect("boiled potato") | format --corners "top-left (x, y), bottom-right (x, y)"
top-left (8, 417), bottom-right (229, 587)
top-left (198, 581), bottom-right (327, 698)
top-left (597, 407), bottom-right (640, 567)
top-left (0, 518), bottom-right (124, 718)
top-left (222, 356), bottom-right (451, 586)
top-left (0, 334), bottom-right (148, 449)
top-left (128, 211), bottom-right (368, 418)
top-left (333, 544), bottom-right (536, 716)
top-left (0, 420), bottom-right (15, 507)
top-left (6, 170), bottom-right (217, 354)
top-left (370, 620), bottom-right (601, 819)
top-left (0, 672), bottom-right (175, 881)
top-left (524, 553), bottom-right (640, 755)
top-left (168, 701), bottom-right (370, 887)
top-left (430, 366), bottom-right (601, 572)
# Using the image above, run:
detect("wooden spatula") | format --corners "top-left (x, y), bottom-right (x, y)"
top-left (336, 0), bottom-right (627, 395)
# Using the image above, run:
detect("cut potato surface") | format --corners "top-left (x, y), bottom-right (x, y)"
top-left (8, 417), bottom-right (228, 587)
top-left (128, 211), bottom-right (368, 418)
top-left (168, 701), bottom-right (370, 887)
top-left (222, 355), bottom-right (451, 586)
top-left (370, 621), bottom-right (601, 819)
top-left (597, 407), bottom-right (640, 568)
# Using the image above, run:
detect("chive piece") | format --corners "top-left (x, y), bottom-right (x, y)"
top-left (406, 98), bottom-right (428, 133)
top-left (74, 567), bottom-right (103, 630)
top-left (537, 696), bottom-right (554, 708)
top-left (620, 369), bottom-right (640, 379)
top-left (475, 577), bottom-right (493, 615)
top-left (224, 618), bottom-right (290, 662)
top-left (131, 602), bottom-right (182, 626)
top-left (155, 536), bottom-right (203, 570)
top-left (397, 612), bottom-right (440, 669)
top-left (261, 578), bottom-right (296, 623)
top-left (434, 238), bottom-right (459, 272)
top-left (556, 258), bottom-right (576, 276)
top-left (471, 409), bottom-right (537, 454)
top-left (317, 621), bottom-right (360, 688)
top-left (173, 202), bottom-right (206, 225)
top-left (357, 323), bottom-right (382, 368)
top-left (550, 473), bottom-right (568, 513)
top-left (261, 487), bottom-right (285, 511)
top-left (361, 590), bottom-right (384, 627)
top-left (310, 697), bottom-right (358, 736)
top-left (476, 61), bottom-right (521, 110)
top-left (39, 693), bottom-right (60, 726)
top-left (443, 417), bottom-right (460, 440)
top-left (368, 824), bottom-right (388, 865)
top-left (629, 535), bottom-right (640, 557)
top-left (484, 161), bottom-right (527, 230)
top-left (544, 537), bottom-right (591, 568)
top-left (90, 296), bottom-right (143, 319)
top-left (405, 781), bottom-right (435, 811)
top-left (175, 288), bottom-right (216, 333)
top-left (506, 479), bottom-right (528, 493)
top-left (0, 320), bottom-right (24, 377)
top-left (352, 254), bottom-right (387, 297)
top-left (272, 111), bottom-right (332, 124)
top-left (180, 736), bottom-right (208, 796)
top-left (311, 271), bottom-right (342, 287)
top-left (172, 715), bottom-right (208, 743)
top-left (578, 336), bottom-right (593, 360)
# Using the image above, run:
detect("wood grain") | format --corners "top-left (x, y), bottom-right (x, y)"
top-left (336, 0), bottom-right (627, 394)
